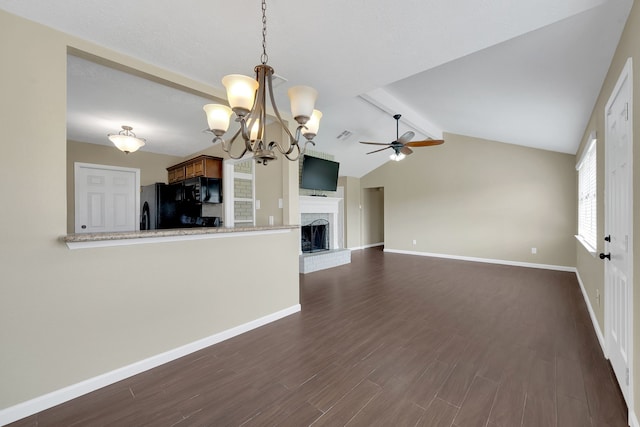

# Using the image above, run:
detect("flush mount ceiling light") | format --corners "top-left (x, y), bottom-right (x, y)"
top-left (107, 125), bottom-right (146, 154)
top-left (203, 0), bottom-right (322, 166)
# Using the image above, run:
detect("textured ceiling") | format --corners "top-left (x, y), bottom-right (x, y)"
top-left (0, 0), bottom-right (632, 176)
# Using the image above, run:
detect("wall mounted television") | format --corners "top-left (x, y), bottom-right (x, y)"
top-left (300, 155), bottom-right (340, 192)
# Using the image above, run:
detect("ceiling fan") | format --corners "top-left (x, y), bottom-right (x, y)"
top-left (360, 114), bottom-right (444, 160)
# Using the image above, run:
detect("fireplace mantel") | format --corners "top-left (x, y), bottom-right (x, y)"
top-left (299, 196), bottom-right (342, 250)
top-left (299, 196), bottom-right (342, 214)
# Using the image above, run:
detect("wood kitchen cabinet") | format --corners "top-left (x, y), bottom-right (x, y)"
top-left (168, 166), bottom-right (186, 183)
top-left (167, 155), bottom-right (223, 183)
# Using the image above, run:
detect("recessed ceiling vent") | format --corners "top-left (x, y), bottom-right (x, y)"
top-left (336, 130), bottom-right (353, 141)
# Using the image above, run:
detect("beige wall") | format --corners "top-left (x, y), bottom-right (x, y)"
top-left (362, 187), bottom-right (384, 246)
top-left (254, 123), bottom-right (286, 226)
top-left (575, 0), bottom-right (640, 415)
top-left (0, 9), bottom-right (299, 410)
top-left (574, 112), bottom-right (606, 333)
top-left (254, 157), bottom-right (285, 226)
top-left (361, 133), bottom-right (577, 267)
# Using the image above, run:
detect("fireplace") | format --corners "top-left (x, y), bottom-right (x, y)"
top-left (298, 196), bottom-right (351, 273)
top-left (301, 219), bottom-right (329, 253)
top-left (299, 196), bottom-right (342, 252)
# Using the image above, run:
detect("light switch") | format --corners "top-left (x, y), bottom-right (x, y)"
top-left (255, 199), bottom-right (261, 210)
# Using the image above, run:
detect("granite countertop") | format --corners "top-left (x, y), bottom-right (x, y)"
top-left (62, 225), bottom-right (299, 244)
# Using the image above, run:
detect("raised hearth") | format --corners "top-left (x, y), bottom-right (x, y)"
top-left (299, 249), bottom-right (351, 274)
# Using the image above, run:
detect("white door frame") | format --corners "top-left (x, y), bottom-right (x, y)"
top-left (604, 57), bottom-right (634, 411)
top-left (336, 186), bottom-right (345, 250)
top-left (223, 156), bottom-right (256, 228)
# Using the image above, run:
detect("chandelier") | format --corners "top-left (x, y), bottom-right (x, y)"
top-left (203, 0), bottom-right (322, 165)
top-left (108, 125), bottom-right (146, 154)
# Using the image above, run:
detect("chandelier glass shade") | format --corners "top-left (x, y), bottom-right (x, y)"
top-left (203, 0), bottom-right (321, 165)
top-left (108, 125), bottom-right (145, 154)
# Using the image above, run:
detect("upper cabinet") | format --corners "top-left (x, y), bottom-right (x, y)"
top-left (168, 155), bottom-right (223, 183)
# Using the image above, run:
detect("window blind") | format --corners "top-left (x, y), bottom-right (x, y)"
top-left (577, 138), bottom-right (597, 251)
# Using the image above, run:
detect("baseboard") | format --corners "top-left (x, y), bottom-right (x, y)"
top-left (631, 411), bottom-right (639, 427)
top-left (383, 248), bottom-right (576, 272)
top-left (348, 242), bottom-right (384, 251)
top-left (0, 304), bottom-right (301, 426)
top-left (575, 271), bottom-right (606, 356)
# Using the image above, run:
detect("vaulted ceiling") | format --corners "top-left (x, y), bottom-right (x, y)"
top-left (0, 0), bottom-right (633, 176)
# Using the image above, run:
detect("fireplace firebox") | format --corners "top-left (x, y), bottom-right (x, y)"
top-left (301, 219), bottom-right (329, 253)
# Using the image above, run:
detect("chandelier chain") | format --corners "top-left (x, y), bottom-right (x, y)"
top-left (261, 0), bottom-right (268, 64)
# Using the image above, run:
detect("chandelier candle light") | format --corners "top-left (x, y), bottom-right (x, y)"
top-left (108, 125), bottom-right (146, 154)
top-left (203, 0), bottom-right (322, 165)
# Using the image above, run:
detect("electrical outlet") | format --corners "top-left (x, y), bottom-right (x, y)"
top-left (278, 198), bottom-right (283, 209)
top-left (531, 247), bottom-right (537, 254)
top-left (269, 215), bottom-right (274, 225)
top-left (412, 239), bottom-right (417, 245)
top-left (255, 199), bottom-right (261, 210)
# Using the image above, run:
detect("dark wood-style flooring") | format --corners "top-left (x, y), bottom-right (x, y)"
top-left (9, 247), bottom-right (628, 426)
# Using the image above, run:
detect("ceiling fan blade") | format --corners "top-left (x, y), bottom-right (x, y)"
top-left (397, 131), bottom-right (415, 144)
top-left (366, 146), bottom-right (391, 155)
top-left (360, 141), bottom-right (392, 146)
top-left (405, 139), bottom-right (445, 147)
top-left (400, 146), bottom-right (413, 155)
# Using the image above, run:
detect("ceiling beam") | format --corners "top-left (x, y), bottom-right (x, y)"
top-left (360, 88), bottom-right (444, 140)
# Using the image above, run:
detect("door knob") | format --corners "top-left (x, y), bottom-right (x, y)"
top-left (599, 252), bottom-right (611, 260)
top-left (604, 235), bottom-right (611, 242)
top-left (81, 225), bottom-right (87, 229)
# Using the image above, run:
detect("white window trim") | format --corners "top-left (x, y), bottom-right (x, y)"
top-left (576, 133), bottom-right (597, 256)
top-left (223, 157), bottom-right (256, 227)
top-left (575, 234), bottom-right (597, 257)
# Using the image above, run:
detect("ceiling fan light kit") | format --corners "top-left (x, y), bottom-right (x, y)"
top-left (202, 0), bottom-right (322, 165)
top-left (359, 114), bottom-right (444, 161)
top-left (107, 125), bottom-right (146, 154)
top-left (389, 152), bottom-right (405, 161)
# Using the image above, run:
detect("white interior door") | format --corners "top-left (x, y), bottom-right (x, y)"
top-left (604, 58), bottom-right (633, 406)
top-left (75, 163), bottom-right (140, 233)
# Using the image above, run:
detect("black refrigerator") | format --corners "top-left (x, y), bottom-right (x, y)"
top-left (140, 183), bottom-right (182, 230)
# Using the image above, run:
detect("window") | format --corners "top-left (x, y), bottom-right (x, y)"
top-left (576, 134), bottom-right (597, 253)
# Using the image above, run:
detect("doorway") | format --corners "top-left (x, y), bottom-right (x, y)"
top-left (604, 57), bottom-right (634, 408)
top-left (361, 187), bottom-right (385, 248)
